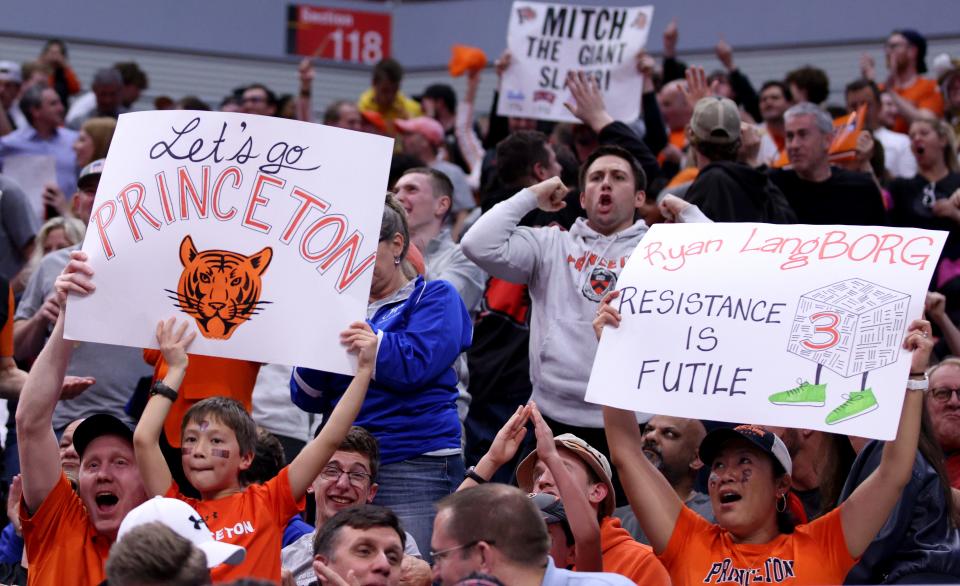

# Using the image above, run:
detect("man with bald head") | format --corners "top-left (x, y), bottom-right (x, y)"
top-left (657, 80), bottom-right (692, 167)
top-left (927, 358), bottom-right (960, 488)
top-left (613, 416), bottom-right (713, 543)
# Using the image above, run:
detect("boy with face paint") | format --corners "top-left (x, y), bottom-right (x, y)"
top-left (133, 317), bottom-right (377, 583)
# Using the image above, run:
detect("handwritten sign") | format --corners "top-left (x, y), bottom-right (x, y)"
top-left (286, 4), bottom-right (390, 65)
top-left (586, 223), bottom-right (947, 440)
top-left (497, 1), bottom-right (653, 123)
top-left (65, 111), bottom-right (394, 375)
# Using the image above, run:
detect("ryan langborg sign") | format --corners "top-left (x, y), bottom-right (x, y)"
top-left (65, 111), bottom-right (394, 375)
top-left (586, 223), bottom-right (946, 440)
top-left (498, 2), bottom-right (653, 123)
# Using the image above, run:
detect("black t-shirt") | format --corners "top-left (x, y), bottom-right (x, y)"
top-left (888, 173), bottom-right (960, 260)
top-left (768, 167), bottom-right (886, 226)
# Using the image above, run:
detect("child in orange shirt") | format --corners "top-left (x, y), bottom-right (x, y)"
top-left (133, 317), bottom-right (375, 583)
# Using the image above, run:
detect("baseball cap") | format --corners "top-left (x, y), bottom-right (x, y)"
top-left (72, 413), bottom-right (134, 460)
top-left (690, 96), bottom-right (741, 145)
top-left (118, 497), bottom-right (246, 568)
top-left (77, 158), bottom-right (105, 190)
top-left (529, 492), bottom-right (567, 525)
top-left (0, 61), bottom-right (20, 84)
top-left (698, 424), bottom-right (793, 476)
top-left (515, 433), bottom-right (615, 517)
top-left (394, 116), bottom-right (445, 147)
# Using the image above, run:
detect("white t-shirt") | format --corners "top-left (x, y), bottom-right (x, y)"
top-left (875, 127), bottom-right (917, 179)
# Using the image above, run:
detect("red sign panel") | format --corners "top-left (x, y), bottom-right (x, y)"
top-left (286, 5), bottom-right (391, 65)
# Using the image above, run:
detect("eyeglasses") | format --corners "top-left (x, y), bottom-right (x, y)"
top-left (430, 540), bottom-right (494, 563)
top-left (319, 465), bottom-right (372, 486)
top-left (930, 387), bottom-right (960, 403)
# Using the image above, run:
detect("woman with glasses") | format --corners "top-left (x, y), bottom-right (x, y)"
top-left (889, 114), bottom-right (960, 289)
top-left (292, 193), bottom-right (472, 561)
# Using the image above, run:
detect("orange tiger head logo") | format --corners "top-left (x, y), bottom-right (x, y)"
top-left (166, 235), bottom-right (273, 340)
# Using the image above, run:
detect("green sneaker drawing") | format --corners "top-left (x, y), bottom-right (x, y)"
top-left (825, 388), bottom-right (878, 425)
top-left (768, 380), bottom-right (827, 407)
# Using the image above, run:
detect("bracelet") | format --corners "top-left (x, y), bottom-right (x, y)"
top-left (464, 466), bottom-right (488, 484)
top-left (910, 371), bottom-right (927, 378)
top-left (150, 380), bottom-right (178, 402)
top-left (906, 375), bottom-right (928, 392)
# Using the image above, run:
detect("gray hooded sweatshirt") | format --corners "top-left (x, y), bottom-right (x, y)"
top-left (462, 188), bottom-right (706, 427)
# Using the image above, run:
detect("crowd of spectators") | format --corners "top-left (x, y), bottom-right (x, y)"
top-left (1, 22), bottom-right (960, 586)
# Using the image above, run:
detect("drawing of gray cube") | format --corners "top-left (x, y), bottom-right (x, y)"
top-left (786, 279), bottom-right (909, 377)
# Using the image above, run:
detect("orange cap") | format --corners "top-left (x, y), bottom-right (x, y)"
top-left (449, 45), bottom-right (488, 77)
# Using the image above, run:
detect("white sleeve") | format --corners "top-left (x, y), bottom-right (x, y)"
top-left (460, 188), bottom-right (544, 285)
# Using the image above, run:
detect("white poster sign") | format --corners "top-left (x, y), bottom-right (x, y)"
top-left (65, 111), bottom-right (394, 375)
top-left (2, 154), bottom-right (56, 220)
top-left (497, 2), bottom-right (653, 123)
top-left (586, 223), bottom-right (947, 440)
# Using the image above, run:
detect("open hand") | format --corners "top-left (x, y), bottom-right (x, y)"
top-left (487, 404), bottom-right (532, 467)
top-left (61, 375), bottom-right (96, 399)
top-left (681, 66), bottom-right (709, 109)
top-left (564, 71), bottom-right (614, 132)
top-left (156, 318), bottom-right (196, 371)
top-left (530, 402), bottom-right (560, 464)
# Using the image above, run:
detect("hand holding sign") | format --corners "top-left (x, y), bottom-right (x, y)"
top-left (55, 250), bottom-right (95, 305)
top-left (905, 319), bottom-right (934, 375)
top-left (593, 290), bottom-right (622, 340)
top-left (530, 176), bottom-right (568, 212)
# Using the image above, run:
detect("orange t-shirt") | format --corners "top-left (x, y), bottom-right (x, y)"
top-left (21, 472), bottom-right (112, 586)
top-left (599, 516), bottom-right (671, 585)
top-left (143, 350), bottom-right (260, 446)
top-left (658, 128), bottom-right (689, 164)
top-left (891, 77), bottom-right (945, 133)
top-left (659, 506), bottom-right (856, 585)
top-left (1, 284), bottom-right (13, 357)
top-left (166, 466), bottom-right (303, 583)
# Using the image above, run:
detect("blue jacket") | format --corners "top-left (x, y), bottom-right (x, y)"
top-left (292, 276), bottom-right (471, 465)
top-left (840, 440), bottom-right (960, 584)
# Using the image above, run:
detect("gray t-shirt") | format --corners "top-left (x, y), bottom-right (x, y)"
top-left (0, 175), bottom-right (40, 280)
top-left (15, 246), bottom-right (153, 430)
top-left (614, 490), bottom-right (715, 544)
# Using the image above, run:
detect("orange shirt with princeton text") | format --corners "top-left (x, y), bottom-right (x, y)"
top-left (143, 350), bottom-right (260, 446)
top-left (891, 77), bottom-right (944, 133)
top-left (21, 472), bottom-right (112, 586)
top-left (659, 505), bottom-right (856, 585)
top-left (166, 466), bottom-right (303, 583)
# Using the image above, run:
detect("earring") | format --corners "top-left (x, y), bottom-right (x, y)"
top-left (394, 256), bottom-right (401, 266)
top-left (776, 493), bottom-right (787, 513)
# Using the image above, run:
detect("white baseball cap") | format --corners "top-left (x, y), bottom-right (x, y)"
top-left (117, 497), bottom-right (246, 568)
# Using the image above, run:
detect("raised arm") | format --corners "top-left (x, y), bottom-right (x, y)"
top-left (287, 321), bottom-right (375, 500)
top-left (457, 404), bottom-right (531, 491)
top-left (595, 291), bottom-right (683, 554)
top-left (531, 403), bottom-right (602, 572)
top-left (132, 318), bottom-right (194, 496)
top-left (840, 319), bottom-right (931, 559)
top-left (460, 177), bottom-right (565, 284)
top-left (16, 251), bottom-right (90, 513)
top-left (926, 292), bottom-right (960, 356)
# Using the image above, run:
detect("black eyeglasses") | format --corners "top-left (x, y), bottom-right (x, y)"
top-left (930, 387), bottom-right (960, 403)
top-left (318, 465), bottom-right (372, 486)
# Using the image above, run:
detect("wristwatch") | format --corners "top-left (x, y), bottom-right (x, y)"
top-left (465, 466), bottom-right (488, 484)
top-left (906, 373), bottom-right (929, 392)
top-left (150, 380), bottom-right (178, 401)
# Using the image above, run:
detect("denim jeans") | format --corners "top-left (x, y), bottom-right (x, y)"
top-left (372, 453), bottom-right (464, 563)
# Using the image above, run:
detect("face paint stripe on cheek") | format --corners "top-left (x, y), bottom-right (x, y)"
top-left (211, 449), bottom-right (230, 459)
